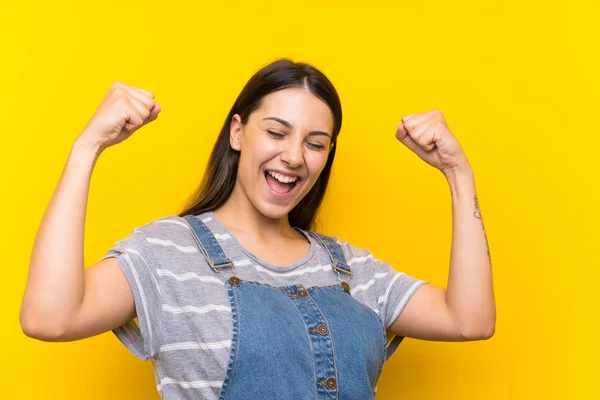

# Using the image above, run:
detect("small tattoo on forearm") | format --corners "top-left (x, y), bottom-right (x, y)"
top-left (473, 195), bottom-right (491, 264)
top-left (474, 195), bottom-right (482, 219)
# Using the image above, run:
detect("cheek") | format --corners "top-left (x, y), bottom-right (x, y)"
top-left (247, 136), bottom-right (280, 162)
top-left (305, 153), bottom-right (329, 180)
top-left (240, 137), bottom-right (273, 168)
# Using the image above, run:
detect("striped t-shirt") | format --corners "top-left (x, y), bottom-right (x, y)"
top-left (101, 211), bottom-right (428, 399)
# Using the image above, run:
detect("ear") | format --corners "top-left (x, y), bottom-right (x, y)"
top-left (229, 113), bottom-right (243, 151)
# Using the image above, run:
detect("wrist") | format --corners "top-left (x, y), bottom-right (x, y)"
top-left (443, 163), bottom-right (475, 199)
top-left (72, 136), bottom-right (104, 160)
top-left (442, 161), bottom-right (473, 181)
top-left (68, 139), bottom-right (103, 171)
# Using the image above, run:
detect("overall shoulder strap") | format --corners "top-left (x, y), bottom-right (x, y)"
top-left (307, 232), bottom-right (352, 276)
top-left (183, 215), bottom-right (234, 271)
top-left (386, 335), bottom-right (405, 361)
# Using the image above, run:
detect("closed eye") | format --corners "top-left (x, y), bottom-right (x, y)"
top-left (268, 130), bottom-right (326, 151)
top-left (267, 130), bottom-right (285, 138)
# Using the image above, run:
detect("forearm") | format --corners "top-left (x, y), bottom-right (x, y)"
top-left (20, 139), bottom-right (102, 337)
top-left (443, 164), bottom-right (495, 338)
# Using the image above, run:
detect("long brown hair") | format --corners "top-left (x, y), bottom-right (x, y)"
top-left (178, 58), bottom-right (343, 231)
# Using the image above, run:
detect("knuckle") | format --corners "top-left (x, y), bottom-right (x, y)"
top-left (112, 86), bottom-right (126, 98)
top-left (116, 96), bottom-right (128, 108)
top-left (142, 89), bottom-right (155, 98)
top-left (145, 98), bottom-right (156, 110)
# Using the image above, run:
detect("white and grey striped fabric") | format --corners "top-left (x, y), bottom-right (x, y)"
top-left (101, 211), bottom-right (428, 399)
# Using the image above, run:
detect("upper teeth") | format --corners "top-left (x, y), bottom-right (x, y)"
top-left (268, 170), bottom-right (298, 183)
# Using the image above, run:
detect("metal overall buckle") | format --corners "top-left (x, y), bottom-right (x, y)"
top-left (332, 260), bottom-right (352, 293)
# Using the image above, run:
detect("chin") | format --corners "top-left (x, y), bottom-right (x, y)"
top-left (252, 194), bottom-right (308, 222)
top-left (254, 202), bottom-right (294, 221)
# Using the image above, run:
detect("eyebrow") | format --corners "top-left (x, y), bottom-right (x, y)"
top-left (262, 117), bottom-right (331, 138)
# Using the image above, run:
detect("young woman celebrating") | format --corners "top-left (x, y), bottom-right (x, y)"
top-left (20, 58), bottom-right (495, 399)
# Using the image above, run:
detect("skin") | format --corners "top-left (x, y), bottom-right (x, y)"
top-left (21, 82), bottom-right (495, 344)
top-left (213, 87), bottom-right (335, 266)
top-left (390, 110), bottom-right (495, 341)
top-left (217, 101), bottom-right (496, 342)
top-left (20, 82), bottom-right (162, 341)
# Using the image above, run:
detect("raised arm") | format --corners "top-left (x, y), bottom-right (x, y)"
top-left (20, 82), bottom-right (160, 341)
top-left (388, 110), bottom-right (495, 341)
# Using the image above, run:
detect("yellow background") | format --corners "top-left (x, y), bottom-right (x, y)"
top-left (2, 0), bottom-right (598, 398)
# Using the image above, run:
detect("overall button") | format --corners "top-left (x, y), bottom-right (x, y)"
top-left (341, 282), bottom-right (350, 292)
top-left (325, 377), bottom-right (337, 389)
top-left (297, 290), bottom-right (308, 298)
top-left (316, 324), bottom-right (329, 335)
top-left (228, 276), bottom-right (241, 286)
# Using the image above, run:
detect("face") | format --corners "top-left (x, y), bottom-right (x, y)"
top-left (229, 87), bottom-right (335, 221)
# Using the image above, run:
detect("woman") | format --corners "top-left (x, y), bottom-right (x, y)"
top-left (20, 58), bottom-right (495, 399)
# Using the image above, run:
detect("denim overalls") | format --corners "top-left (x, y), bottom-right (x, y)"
top-left (184, 215), bottom-right (392, 399)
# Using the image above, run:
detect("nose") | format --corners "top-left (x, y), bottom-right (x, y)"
top-left (280, 137), bottom-right (304, 168)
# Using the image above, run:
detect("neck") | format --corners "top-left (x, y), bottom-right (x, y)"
top-left (213, 182), bottom-right (298, 241)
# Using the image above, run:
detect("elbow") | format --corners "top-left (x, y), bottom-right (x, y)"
top-left (465, 324), bottom-right (495, 340)
top-left (20, 310), bottom-right (66, 342)
top-left (462, 326), bottom-right (495, 341)
top-left (460, 318), bottom-right (496, 341)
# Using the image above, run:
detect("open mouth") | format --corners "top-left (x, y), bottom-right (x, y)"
top-left (264, 170), bottom-right (300, 195)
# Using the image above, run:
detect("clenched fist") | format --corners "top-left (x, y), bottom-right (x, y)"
top-left (395, 109), bottom-right (469, 175)
top-left (76, 82), bottom-right (161, 152)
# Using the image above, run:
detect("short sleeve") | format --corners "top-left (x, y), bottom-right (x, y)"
top-left (369, 258), bottom-right (428, 329)
top-left (100, 229), bottom-right (163, 361)
top-left (334, 238), bottom-right (428, 329)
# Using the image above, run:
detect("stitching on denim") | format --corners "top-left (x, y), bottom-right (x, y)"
top-left (228, 285), bottom-right (240, 398)
top-left (342, 286), bottom-right (386, 392)
top-left (366, 256), bottom-right (389, 368)
top-left (237, 279), bottom-right (342, 291)
top-left (308, 291), bottom-right (339, 399)
top-left (238, 278), bottom-right (353, 293)
top-left (374, 311), bottom-right (387, 389)
top-left (218, 283), bottom-right (239, 400)
top-left (309, 233), bottom-right (353, 285)
top-left (370, 261), bottom-right (387, 381)
top-left (186, 215), bottom-right (232, 268)
top-left (184, 216), bottom-right (215, 268)
top-left (286, 289), bottom-right (319, 397)
top-left (203, 224), bottom-right (228, 258)
top-left (313, 285), bottom-right (385, 397)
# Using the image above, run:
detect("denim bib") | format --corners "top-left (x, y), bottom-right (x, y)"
top-left (184, 215), bottom-right (389, 399)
